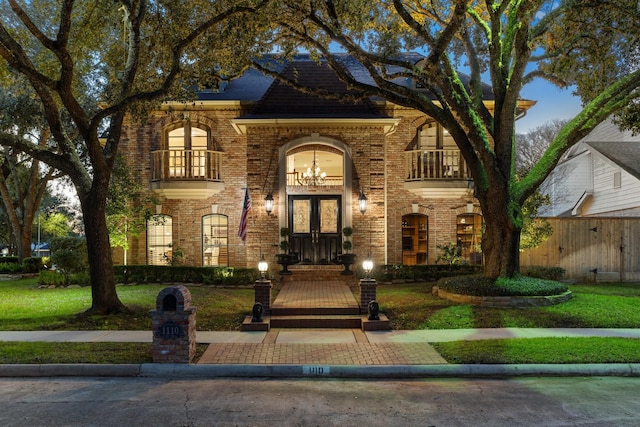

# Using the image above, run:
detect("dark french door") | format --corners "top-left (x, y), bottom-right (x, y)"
top-left (288, 195), bottom-right (342, 265)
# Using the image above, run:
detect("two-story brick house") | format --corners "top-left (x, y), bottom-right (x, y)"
top-left (118, 54), bottom-right (530, 270)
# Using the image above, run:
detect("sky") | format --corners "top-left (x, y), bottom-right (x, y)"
top-left (516, 79), bottom-right (584, 134)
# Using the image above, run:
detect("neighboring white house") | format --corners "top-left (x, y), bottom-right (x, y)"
top-left (542, 117), bottom-right (640, 218)
top-left (521, 117), bottom-right (640, 281)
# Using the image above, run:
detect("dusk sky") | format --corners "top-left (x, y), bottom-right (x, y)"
top-left (516, 79), bottom-right (584, 134)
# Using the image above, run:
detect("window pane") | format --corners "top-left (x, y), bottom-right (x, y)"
top-left (202, 214), bottom-right (228, 266)
top-left (147, 215), bottom-right (172, 265)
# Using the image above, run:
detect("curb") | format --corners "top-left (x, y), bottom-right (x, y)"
top-left (1, 363), bottom-right (639, 378)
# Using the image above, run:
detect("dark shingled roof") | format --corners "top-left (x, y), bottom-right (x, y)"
top-left (244, 61), bottom-right (384, 119)
top-left (587, 141), bottom-right (640, 180)
top-left (194, 53), bottom-right (496, 107)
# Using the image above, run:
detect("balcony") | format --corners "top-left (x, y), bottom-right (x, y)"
top-left (404, 149), bottom-right (473, 198)
top-left (150, 149), bottom-right (224, 199)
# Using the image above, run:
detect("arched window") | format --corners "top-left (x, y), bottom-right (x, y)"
top-left (202, 214), bottom-right (228, 266)
top-left (147, 214), bottom-right (173, 265)
top-left (418, 122), bottom-right (455, 150)
top-left (166, 122), bottom-right (210, 178)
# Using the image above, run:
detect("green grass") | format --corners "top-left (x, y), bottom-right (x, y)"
top-left (0, 279), bottom-right (254, 331)
top-left (0, 342), bottom-right (209, 364)
top-left (377, 282), bottom-right (640, 330)
top-left (433, 337), bottom-right (640, 364)
top-left (1, 278), bottom-right (639, 364)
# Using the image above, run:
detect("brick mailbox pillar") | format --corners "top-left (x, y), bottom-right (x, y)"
top-left (359, 278), bottom-right (377, 314)
top-left (150, 285), bottom-right (197, 364)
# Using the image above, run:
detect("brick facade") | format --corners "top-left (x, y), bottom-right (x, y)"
top-left (116, 71), bottom-right (480, 269)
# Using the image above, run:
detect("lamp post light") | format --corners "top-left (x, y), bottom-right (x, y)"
top-left (258, 255), bottom-right (268, 280)
top-left (362, 257), bottom-right (373, 279)
top-left (264, 193), bottom-right (274, 216)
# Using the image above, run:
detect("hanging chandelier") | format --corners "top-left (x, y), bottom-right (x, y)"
top-left (298, 150), bottom-right (326, 186)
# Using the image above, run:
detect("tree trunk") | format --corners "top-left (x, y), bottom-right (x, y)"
top-left (479, 186), bottom-right (522, 279)
top-left (81, 188), bottom-right (126, 315)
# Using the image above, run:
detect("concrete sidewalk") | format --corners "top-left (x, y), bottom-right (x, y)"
top-left (1, 328), bottom-right (640, 378)
top-left (1, 327), bottom-right (639, 344)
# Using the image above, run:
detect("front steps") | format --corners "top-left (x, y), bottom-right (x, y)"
top-left (241, 272), bottom-right (390, 331)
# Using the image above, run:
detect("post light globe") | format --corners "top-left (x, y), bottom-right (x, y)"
top-left (362, 258), bottom-right (373, 277)
top-left (258, 256), bottom-right (268, 278)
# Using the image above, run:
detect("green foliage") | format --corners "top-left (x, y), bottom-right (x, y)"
top-left (342, 226), bottom-right (353, 253)
top-left (437, 274), bottom-right (568, 297)
top-left (20, 257), bottom-right (45, 273)
top-left (107, 154), bottom-right (156, 251)
top-left (279, 227), bottom-right (290, 253)
top-left (49, 237), bottom-right (89, 284)
top-left (113, 265), bottom-right (260, 286)
top-left (435, 242), bottom-right (464, 266)
top-left (374, 264), bottom-right (482, 282)
top-left (38, 270), bottom-right (67, 287)
top-left (522, 266), bottom-right (565, 281)
top-left (0, 262), bottom-right (22, 273)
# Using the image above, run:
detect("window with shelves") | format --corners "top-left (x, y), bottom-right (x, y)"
top-left (202, 214), bottom-right (228, 266)
top-left (147, 214), bottom-right (172, 265)
top-left (456, 213), bottom-right (483, 264)
top-left (402, 213), bottom-right (428, 265)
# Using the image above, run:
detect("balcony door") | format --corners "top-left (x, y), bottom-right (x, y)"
top-left (289, 195), bottom-right (341, 265)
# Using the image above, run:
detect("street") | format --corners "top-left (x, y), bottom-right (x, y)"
top-left (0, 376), bottom-right (638, 426)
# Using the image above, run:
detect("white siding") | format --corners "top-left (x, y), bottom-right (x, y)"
top-left (540, 150), bottom-right (592, 216)
top-left (585, 150), bottom-right (640, 216)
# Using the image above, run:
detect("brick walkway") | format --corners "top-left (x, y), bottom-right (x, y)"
top-left (198, 341), bottom-right (447, 365)
top-left (199, 279), bottom-right (447, 365)
top-left (271, 280), bottom-right (359, 311)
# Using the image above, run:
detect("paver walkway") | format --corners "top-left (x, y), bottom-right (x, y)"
top-left (270, 280), bottom-right (359, 311)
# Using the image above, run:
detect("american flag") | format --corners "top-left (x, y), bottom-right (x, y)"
top-left (238, 188), bottom-right (251, 242)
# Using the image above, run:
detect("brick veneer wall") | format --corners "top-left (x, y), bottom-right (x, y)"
top-left (118, 102), bottom-right (477, 268)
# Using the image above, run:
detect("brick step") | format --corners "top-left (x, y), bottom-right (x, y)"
top-left (271, 306), bottom-right (360, 316)
top-left (269, 314), bottom-right (363, 329)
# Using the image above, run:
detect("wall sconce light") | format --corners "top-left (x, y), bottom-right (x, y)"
top-left (264, 193), bottom-right (274, 216)
top-left (358, 190), bottom-right (368, 215)
top-left (362, 257), bottom-right (373, 279)
top-left (258, 255), bottom-right (268, 279)
top-left (590, 227), bottom-right (598, 232)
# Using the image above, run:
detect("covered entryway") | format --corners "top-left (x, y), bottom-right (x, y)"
top-left (289, 195), bottom-right (342, 264)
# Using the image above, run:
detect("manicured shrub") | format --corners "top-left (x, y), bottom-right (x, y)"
top-left (437, 274), bottom-right (568, 296)
top-left (523, 266), bottom-right (565, 281)
top-left (0, 262), bottom-right (22, 273)
top-left (21, 257), bottom-right (45, 273)
top-left (113, 265), bottom-right (259, 286)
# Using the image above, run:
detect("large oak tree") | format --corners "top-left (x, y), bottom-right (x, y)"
top-left (263, 0), bottom-right (640, 278)
top-left (0, 0), bottom-right (269, 313)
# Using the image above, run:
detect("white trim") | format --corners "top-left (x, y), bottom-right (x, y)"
top-left (231, 118), bottom-right (400, 136)
top-left (571, 191), bottom-right (593, 216)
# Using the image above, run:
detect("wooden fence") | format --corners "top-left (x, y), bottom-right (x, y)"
top-left (520, 217), bottom-right (640, 283)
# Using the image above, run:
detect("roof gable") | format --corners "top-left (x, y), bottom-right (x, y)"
top-left (587, 141), bottom-right (640, 180)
